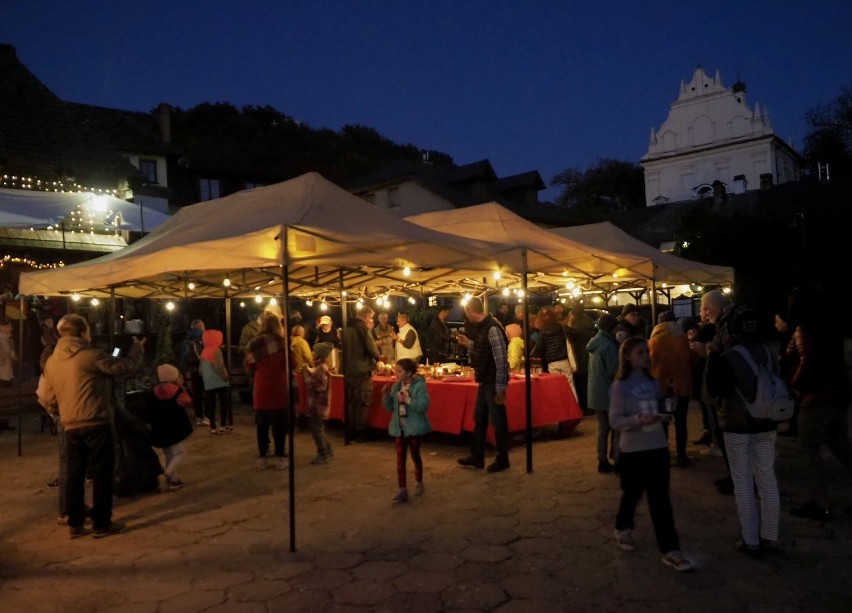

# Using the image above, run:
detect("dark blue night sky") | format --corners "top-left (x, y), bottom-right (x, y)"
top-left (4, 1), bottom-right (851, 200)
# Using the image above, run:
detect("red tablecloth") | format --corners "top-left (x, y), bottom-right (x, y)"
top-left (297, 372), bottom-right (582, 436)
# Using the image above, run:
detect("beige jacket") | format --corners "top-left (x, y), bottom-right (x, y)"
top-left (38, 336), bottom-right (144, 430)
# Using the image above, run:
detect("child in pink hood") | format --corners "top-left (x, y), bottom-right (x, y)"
top-left (150, 364), bottom-right (194, 490)
top-left (200, 329), bottom-right (232, 434)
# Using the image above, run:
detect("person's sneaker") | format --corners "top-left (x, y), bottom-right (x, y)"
top-left (598, 461), bottom-right (614, 474)
top-left (791, 500), bottom-right (833, 522)
top-left (256, 457), bottom-right (268, 470)
top-left (202, 417), bottom-right (211, 426)
top-left (195, 418), bottom-right (204, 426)
top-left (310, 454), bottom-right (329, 465)
top-left (272, 458), bottom-right (288, 471)
top-left (57, 515), bottom-right (69, 526)
top-left (615, 529), bottom-right (637, 552)
top-left (414, 482), bottom-right (425, 496)
top-left (168, 479), bottom-right (185, 491)
top-left (69, 525), bottom-right (89, 539)
top-left (661, 550), bottom-right (694, 572)
top-left (734, 538), bottom-right (762, 558)
top-left (217, 427), bottom-right (227, 434)
top-left (699, 444), bottom-right (723, 457)
top-left (92, 521), bottom-right (125, 539)
top-left (157, 474), bottom-right (170, 494)
top-left (392, 488), bottom-right (409, 503)
top-left (46, 478), bottom-right (59, 488)
top-left (486, 457), bottom-right (510, 473)
top-left (691, 431), bottom-right (713, 446)
top-left (457, 456), bottom-right (485, 469)
top-left (210, 428), bottom-right (219, 435)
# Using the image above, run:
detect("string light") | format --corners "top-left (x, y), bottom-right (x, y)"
top-left (403, 266), bottom-right (411, 277)
top-left (1, 174), bottom-right (119, 195)
top-left (0, 255), bottom-right (63, 270)
top-left (165, 301), bottom-right (175, 311)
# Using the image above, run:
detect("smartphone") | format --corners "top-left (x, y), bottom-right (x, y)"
top-left (112, 347), bottom-right (121, 357)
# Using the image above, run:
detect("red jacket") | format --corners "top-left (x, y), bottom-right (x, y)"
top-left (247, 348), bottom-right (288, 411)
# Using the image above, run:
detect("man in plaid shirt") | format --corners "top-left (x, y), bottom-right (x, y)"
top-left (455, 297), bottom-right (511, 473)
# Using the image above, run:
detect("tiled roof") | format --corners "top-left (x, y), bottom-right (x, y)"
top-left (0, 44), bottom-right (139, 186)
top-left (490, 170), bottom-right (546, 192)
top-left (67, 103), bottom-right (167, 156)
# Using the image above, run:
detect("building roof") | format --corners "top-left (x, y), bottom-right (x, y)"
top-left (0, 44), bottom-right (139, 187)
top-left (67, 102), bottom-right (167, 156)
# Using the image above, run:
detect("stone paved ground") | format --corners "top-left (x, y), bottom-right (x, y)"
top-left (2, 401), bottom-right (852, 613)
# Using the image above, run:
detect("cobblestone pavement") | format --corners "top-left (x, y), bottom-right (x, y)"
top-left (2, 401), bottom-right (851, 613)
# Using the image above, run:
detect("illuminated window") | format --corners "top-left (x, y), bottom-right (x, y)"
top-left (199, 178), bottom-right (221, 201)
top-left (139, 159), bottom-right (157, 183)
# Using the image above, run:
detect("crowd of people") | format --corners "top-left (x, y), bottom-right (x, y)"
top-left (29, 287), bottom-right (852, 574)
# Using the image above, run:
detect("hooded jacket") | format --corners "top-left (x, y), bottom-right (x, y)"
top-left (586, 328), bottom-right (619, 411)
top-left (38, 336), bottom-right (144, 430)
top-left (648, 321), bottom-right (694, 397)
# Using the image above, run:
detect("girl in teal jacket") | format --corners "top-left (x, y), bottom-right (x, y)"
top-left (382, 358), bottom-right (431, 503)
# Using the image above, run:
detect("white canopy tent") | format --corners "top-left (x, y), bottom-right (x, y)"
top-left (548, 221), bottom-right (734, 287)
top-left (18, 173), bottom-right (514, 300)
top-left (0, 187), bottom-right (171, 233)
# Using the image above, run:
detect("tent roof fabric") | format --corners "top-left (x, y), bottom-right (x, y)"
top-left (0, 187), bottom-right (170, 233)
top-left (406, 203), bottom-right (653, 281)
top-left (548, 222), bottom-right (734, 286)
top-left (18, 173), bottom-right (513, 299)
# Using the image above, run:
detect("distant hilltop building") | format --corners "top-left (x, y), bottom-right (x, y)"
top-left (641, 67), bottom-right (801, 207)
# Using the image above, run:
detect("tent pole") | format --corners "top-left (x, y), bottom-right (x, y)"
top-left (281, 228), bottom-right (297, 553)
top-left (339, 270), bottom-right (350, 445)
top-left (16, 295), bottom-right (25, 456)
top-left (522, 249), bottom-right (533, 473)
top-left (224, 291), bottom-right (232, 373)
top-left (650, 268), bottom-right (657, 324)
top-left (108, 287), bottom-right (116, 350)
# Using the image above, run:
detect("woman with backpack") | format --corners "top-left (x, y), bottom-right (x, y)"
top-left (706, 306), bottom-right (780, 556)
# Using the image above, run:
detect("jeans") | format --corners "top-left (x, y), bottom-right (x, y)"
top-left (65, 424), bottom-right (114, 530)
top-left (308, 414), bottom-right (331, 457)
top-left (255, 409), bottom-right (287, 457)
top-left (616, 447), bottom-right (680, 553)
top-left (204, 387), bottom-right (232, 429)
top-left (470, 382), bottom-right (509, 461)
top-left (162, 442), bottom-right (186, 482)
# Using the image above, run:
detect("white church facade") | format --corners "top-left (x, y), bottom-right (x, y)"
top-left (641, 68), bottom-right (801, 206)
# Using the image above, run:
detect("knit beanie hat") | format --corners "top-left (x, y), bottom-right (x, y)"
top-left (157, 364), bottom-right (180, 383)
top-left (313, 342), bottom-right (333, 360)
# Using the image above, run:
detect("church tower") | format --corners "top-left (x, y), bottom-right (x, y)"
top-left (640, 68), bottom-right (800, 206)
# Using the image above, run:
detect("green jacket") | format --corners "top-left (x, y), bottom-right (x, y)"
top-left (343, 319), bottom-right (381, 375)
top-left (383, 376), bottom-right (431, 437)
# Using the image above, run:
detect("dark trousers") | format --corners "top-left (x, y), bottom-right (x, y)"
top-left (205, 387), bottom-right (232, 428)
top-left (616, 447), bottom-right (680, 553)
top-left (664, 396), bottom-right (690, 461)
top-left (57, 421), bottom-right (67, 516)
top-left (707, 402), bottom-right (731, 469)
top-left (255, 409), bottom-right (287, 458)
top-left (189, 371), bottom-right (205, 420)
top-left (471, 382), bottom-right (509, 461)
top-left (65, 424), bottom-right (114, 530)
top-left (798, 403), bottom-right (852, 508)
